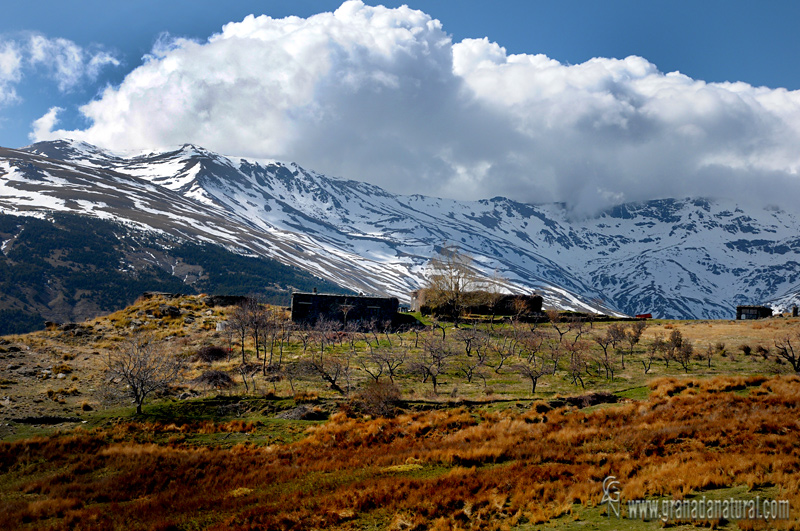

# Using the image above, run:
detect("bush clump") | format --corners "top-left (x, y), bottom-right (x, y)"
top-left (194, 346), bottom-right (228, 363)
top-left (346, 381), bottom-right (402, 418)
top-left (193, 370), bottom-right (234, 390)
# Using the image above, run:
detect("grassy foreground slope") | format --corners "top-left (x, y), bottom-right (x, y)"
top-left (1, 376), bottom-right (799, 530)
top-left (1, 294), bottom-right (799, 529)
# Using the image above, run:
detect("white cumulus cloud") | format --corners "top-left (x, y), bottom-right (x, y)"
top-left (0, 40), bottom-right (23, 106)
top-left (34, 0), bottom-right (800, 213)
top-left (27, 34), bottom-right (120, 92)
top-left (0, 33), bottom-right (120, 109)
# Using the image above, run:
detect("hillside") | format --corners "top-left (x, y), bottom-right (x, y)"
top-left (0, 296), bottom-right (799, 529)
top-left (2, 140), bottom-right (800, 321)
top-left (0, 211), bottom-right (347, 334)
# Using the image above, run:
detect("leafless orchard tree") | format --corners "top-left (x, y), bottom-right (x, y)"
top-left (566, 316), bottom-right (589, 345)
top-left (704, 345), bottom-right (714, 368)
top-left (424, 244), bottom-right (483, 326)
top-left (642, 334), bottom-right (665, 374)
top-left (237, 362), bottom-right (261, 393)
top-left (359, 348), bottom-right (386, 383)
top-left (455, 325), bottom-right (485, 357)
top-left (591, 334), bottom-right (618, 381)
top-left (104, 334), bottom-right (186, 414)
top-left (546, 309), bottom-right (569, 343)
top-left (626, 321), bottom-right (648, 358)
top-left (301, 350), bottom-right (350, 395)
top-left (518, 328), bottom-right (545, 363)
top-left (662, 329), bottom-right (684, 369)
top-left (489, 333), bottom-right (517, 374)
top-left (569, 350), bottom-right (588, 389)
top-left (674, 337), bottom-right (694, 372)
top-left (302, 319), bottom-right (351, 395)
top-left (373, 349), bottom-right (407, 383)
top-left (545, 339), bottom-right (563, 375)
top-left (606, 323), bottom-right (627, 349)
top-left (773, 334), bottom-right (800, 372)
top-left (229, 303), bottom-right (251, 364)
top-left (412, 332), bottom-right (453, 394)
top-left (592, 331), bottom-right (614, 364)
top-left (514, 355), bottom-right (547, 394)
top-left (456, 339), bottom-right (489, 385)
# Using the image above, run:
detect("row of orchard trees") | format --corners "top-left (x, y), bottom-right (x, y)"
top-left (103, 243), bottom-right (800, 411)
top-left (207, 302), bottom-right (723, 397)
top-left (104, 304), bottom-right (800, 413)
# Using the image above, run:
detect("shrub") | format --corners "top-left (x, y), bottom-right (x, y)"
top-left (740, 344), bottom-right (752, 356)
top-left (193, 370), bottom-right (234, 390)
top-left (194, 346), bottom-right (228, 362)
top-left (347, 381), bottom-right (402, 418)
top-left (756, 345), bottom-right (771, 359)
top-left (294, 391), bottom-right (318, 403)
top-left (52, 363), bottom-right (72, 374)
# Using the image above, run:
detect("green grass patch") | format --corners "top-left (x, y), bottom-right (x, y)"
top-left (614, 386), bottom-right (650, 401)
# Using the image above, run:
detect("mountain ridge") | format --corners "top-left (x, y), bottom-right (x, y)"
top-left (4, 139), bottom-right (800, 321)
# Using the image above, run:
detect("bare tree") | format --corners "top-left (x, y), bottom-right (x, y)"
top-left (663, 329), bottom-right (684, 369)
top-left (675, 337), bottom-right (694, 372)
top-left (774, 335), bottom-right (800, 372)
top-left (304, 319), bottom-right (349, 394)
top-left (374, 349), bottom-right (407, 383)
top-left (489, 333), bottom-right (516, 374)
top-left (566, 316), bottom-right (588, 345)
top-left (411, 333), bottom-right (453, 394)
top-left (456, 339), bottom-right (489, 385)
top-left (545, 339), bottom-right (563, 375)
top-left (606, 323), bottom-right (627, 350)
top-left (704, 345), bottom-right (714, 368)
top-left (104, 334), bottom-right (186, 414)
top-left (229, 303), bottom-right (251, 364)
top-left (518, 328), bottom-right (545, 363)
top-left (643, 334), bottom-right (664, 374)
top-left (627, 321), bottom-right (648, 353)
top-left (302, 351), bottom-right (349, 395)
top-left (456, 325), bottom-right (486, 357)
top-left (245, 299), bottom-right (266, 360)
top-left (569, 350), bottom-right (588, 389)
top-left (514, 355), bottom-right (547, 394)
top-left (546, 310), bottom-right (569, 343)
top-left (359, 349), bottom-right (386, 383)
top-left (565, 339), bottom-right (591, 383)
top-left (237, 362), bottom-right (260, 393)
top-left (259, 307), bottom-right (280, 374)
top-left (284, 361), bottom-right (302, 394)
top-left (592, 331), bottom-right (614, 361)
top-left (621, 320), bottom-right (647, 369)
top-left (424, 244), bottom-right (482, 326)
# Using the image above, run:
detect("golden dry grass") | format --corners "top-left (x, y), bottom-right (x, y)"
top-left (1, 375), bottom-right (799, 530)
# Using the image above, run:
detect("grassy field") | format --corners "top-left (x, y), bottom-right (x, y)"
top-left (1, 295), bottom-right (799, 529)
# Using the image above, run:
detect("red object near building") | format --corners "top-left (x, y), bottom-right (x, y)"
top-left (635, 313), bottom-right (652, 319)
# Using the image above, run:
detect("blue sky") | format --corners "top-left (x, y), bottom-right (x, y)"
top-left (2, 1), bottom-right (800, 211)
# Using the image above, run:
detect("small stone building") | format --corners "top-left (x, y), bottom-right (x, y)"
top-left (736, 305), bottom-right (773, 320)
top-left (290, 292), bottom-right (399, 325)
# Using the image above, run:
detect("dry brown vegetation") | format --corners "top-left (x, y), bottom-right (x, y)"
top-left (0, 375), bottom-right (798, 530)
top-left (2, 295), bottom-right (800, 529)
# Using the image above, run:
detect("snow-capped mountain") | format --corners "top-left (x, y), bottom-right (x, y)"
top-left (3, 139), bottom-right (800, 320)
